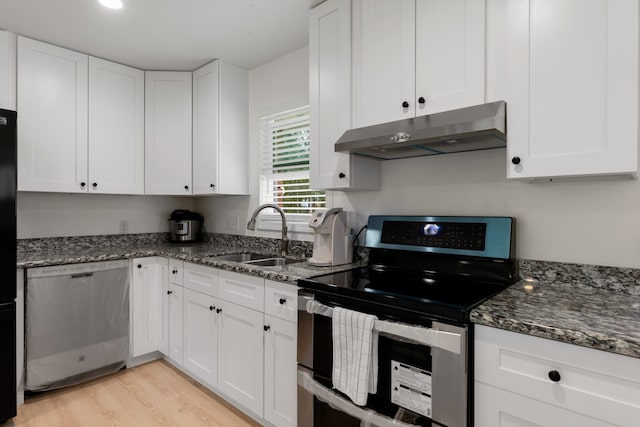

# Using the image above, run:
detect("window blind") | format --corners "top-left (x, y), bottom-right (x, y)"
top-left (260, 106), bottom-right (325, 215)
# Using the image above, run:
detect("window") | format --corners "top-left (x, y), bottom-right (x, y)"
top-left (259, 106), bottom-right (325, 229)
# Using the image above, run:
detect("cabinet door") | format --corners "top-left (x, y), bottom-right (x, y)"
top-left (0, 30), bottom-right (16, 111)
top-left (131, 258), bottom-right (163, 357)
top-left (167, 283), bottom-right (184, 366)
top-left (192, 61), bottom-right (220, 195)
top-left (415, 0), bottom-right (485, 116)
top-left (145, 71), bottom-right (192, 195)
top-left (88, 57), bottom-right (144, 194)
top-left (352, 0), bottom-right (416, 127)
top-left (183, 289), bottom-right (218, 387)
top-left (217, 300), bottom-right (264, 416)
top-left (264, 315), bottom-right (297, 427)
top-left (475, 382), bottom-right (618, 427)
top-left (309, 0), bottom-right (381, 190)
top-left (17, 37), bottom-right (88, 193)
top-left (506, 0), bottom-right (638, 180)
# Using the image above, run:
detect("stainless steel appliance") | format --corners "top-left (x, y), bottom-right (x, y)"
top-left (297, 215), bottom-right (517, 427)
top-left (0, 109), bottom-right (16, 423)
top-left (169, 210), bottom-right (204, 242)
top-left (26, 261), bottom-right (129, 392)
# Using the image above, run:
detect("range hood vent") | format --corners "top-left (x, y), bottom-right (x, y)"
top-left (335, 101), bottom-right (506, 160)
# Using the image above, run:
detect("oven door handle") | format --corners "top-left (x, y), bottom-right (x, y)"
top-left (297, 368), bottom-right (417, 427)
top-left (306, 298), bottom-right (463, 355)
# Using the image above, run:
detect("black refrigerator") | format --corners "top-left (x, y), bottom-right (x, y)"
top-left (0, 108), bottom-right (16, 422)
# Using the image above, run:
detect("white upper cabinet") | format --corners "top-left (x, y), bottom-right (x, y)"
top-left (506, 0), bottom-right (639, 180)
top-left (309, 0), bottom-right (381, 190)
top-left (17, 37), bottom-right (88, 193)
top-left (88, 57), bottom-right (144, 194)
top-left (192, 60), bottom-right (249, 195)
top-left (0, 30), bottom-right (16, 111)
top-left (352, 0), bottom-right (486, 128)
top-left (145, 71), bottom-right (193, 195)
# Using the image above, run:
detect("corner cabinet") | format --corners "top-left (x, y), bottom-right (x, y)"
top-left (352, 0), bottom-right (486, 128)
top-left (192, 60), bottom-right (249, 195)
top-left (474, 325), bottom-right (640, 426)
top-left (0, 30), bottom-right (16, 111)
top-left (145, 71), bottom-right (193, 195)
top-left (309, 0), bottom-right (381, 191)
top-left (17, 36), bottom-right (145, 194)
top-left (506, 0), bottom-right (639, 181)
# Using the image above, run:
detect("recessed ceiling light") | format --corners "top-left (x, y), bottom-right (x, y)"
top-left (99, 0), bottom-right (123, 10)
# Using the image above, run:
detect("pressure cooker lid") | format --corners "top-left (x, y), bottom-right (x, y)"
top-left (169, 210), bottom-right (203, 222)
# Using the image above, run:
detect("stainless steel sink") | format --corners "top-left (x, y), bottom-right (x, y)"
top-left (242, 257), bottom-right (302, 267)
top-left (207, 253), bottom-right (272, 262)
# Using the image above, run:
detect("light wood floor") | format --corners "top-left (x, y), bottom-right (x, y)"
top-left (6, 359), bottom-right (262, 427)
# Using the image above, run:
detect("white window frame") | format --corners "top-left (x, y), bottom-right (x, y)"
top-left (258, 105), bottom-right (325, 233)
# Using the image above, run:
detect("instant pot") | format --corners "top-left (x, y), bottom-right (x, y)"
top-left (169, 210), bottom-right (204, 243)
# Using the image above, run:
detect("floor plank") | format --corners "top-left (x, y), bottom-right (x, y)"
top-left (5, 359), bottom-right (262, 427)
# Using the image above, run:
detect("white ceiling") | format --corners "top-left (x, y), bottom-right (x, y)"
top-left (0, 0), bottom-right (311, 71)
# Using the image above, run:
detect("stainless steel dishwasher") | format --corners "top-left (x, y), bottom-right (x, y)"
top-left (26, 260), bottom-right (129, 391)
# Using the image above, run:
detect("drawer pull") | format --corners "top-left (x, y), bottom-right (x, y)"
top-left (548, 370), bottom-right (561, 382)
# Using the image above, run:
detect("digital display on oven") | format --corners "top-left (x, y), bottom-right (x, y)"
top-left (380, 221), bottom-right (486, 251)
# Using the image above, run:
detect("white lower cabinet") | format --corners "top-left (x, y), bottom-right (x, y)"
top-left (264, 314), bottom-right (297, 427)
top-left (474, 325), bottom-right (640, 427)
top-left (183, 288), bottom-right (218, 386)
top-left (130, 260), bottom-right (297, 426)
top-left (217, 299), bottom-right (265, 416)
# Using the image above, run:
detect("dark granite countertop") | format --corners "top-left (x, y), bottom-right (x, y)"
top-left (471, 260), bottom-right (640, 359)
top-left (17, 234), bottom-right (359, 285)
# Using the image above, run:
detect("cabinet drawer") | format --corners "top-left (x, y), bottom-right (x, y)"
top-left (168, 259), bottom-right (183, 285)
top-left (264, 280), bottom-right (297, 323)
top-left (218, 270), bottom-right (264, 311)
top-left (183, 262), bottom-right (218, 297)
top-left (475, 325), bottom-right (640, 426)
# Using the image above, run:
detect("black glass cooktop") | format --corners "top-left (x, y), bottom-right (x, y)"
top-left (298, 266), bottom-right (510, 324)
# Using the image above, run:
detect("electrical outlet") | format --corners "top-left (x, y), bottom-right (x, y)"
top-left (119, 220), bottom-right (128, 234)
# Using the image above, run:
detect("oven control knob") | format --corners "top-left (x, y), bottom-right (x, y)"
top-left (548, 370), bottom-right (561, 382)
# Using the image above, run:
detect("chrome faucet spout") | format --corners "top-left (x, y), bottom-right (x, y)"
top-left (247, 203), bottom-right (289, 258)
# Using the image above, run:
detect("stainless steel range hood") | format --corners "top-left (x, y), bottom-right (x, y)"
top-left (335, 101), bottom-right (506, 160)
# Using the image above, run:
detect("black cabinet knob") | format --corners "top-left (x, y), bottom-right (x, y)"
top-left (511, 156), bottom-right (521, 165)
top-left (209, 305), bottom-right (214, 311)
top-left (92, 183), bottom-right (97, 188)
top-left (548, 370), bottom-right (561, 382)
top-left (263, 325), bottom-right (271, 331)
top-left (418, 96), bottom-right (426, 104)
top-left (184, 185), bottom-right (189, 190)
top-left (172, 269), bottom-right (178, 274)
top-left (279, 298), bottom-right (286, 305)
top-left (338, 172), bottom-right (346, 179)
top-left (216, 308), bottom-right (222, 313)
top-left (137, 264), bottom-right (142, 269)
top-left (167, 290), bottom-right (173, 295)
top-left (210, 184), bottom-right (215, 188)
top-left (402, 101), bottom-right (409, 108)
top-left (80, 182), bottom-right (86, 187)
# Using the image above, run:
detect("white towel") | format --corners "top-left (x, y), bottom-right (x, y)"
top-left (332, 306), bottom-right (379, 406)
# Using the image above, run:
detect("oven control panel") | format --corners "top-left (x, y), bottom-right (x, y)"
top-left (380, 221), bottom-right (486, 251)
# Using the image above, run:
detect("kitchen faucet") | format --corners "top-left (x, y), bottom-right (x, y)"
top-left (246, 203), bottom-right (288, 258)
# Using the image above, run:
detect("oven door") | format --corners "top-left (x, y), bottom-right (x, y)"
top-left (297, 290), bottom-right (469, 427)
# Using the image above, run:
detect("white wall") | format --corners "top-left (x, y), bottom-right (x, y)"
top-left (17, 192), bottom-right (193, 238)
top-left (194, 46), bottom-right (310, 241)
top-left (197, 44), bottom-right (640, 269)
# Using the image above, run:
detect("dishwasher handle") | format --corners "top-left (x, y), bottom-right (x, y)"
top-left (71, 272), bottom-right (94, 279)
